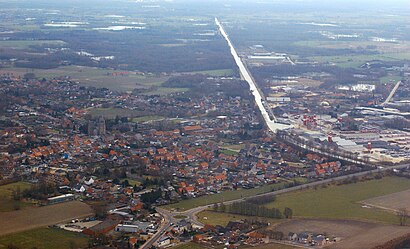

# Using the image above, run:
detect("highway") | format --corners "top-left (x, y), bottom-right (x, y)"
top-left (381, 80), bottom-right (401, 106)
top-left (215, 17), bottom-right (372, 166)
top-left (140, 19), bottom-right (408, 248)
top-left (215, 18), bottom-right (290, 133)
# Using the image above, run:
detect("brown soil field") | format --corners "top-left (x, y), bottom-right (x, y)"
top-left (272, 218), bottom-right (410, 249)
top-left (362, 189), bottom-right (410, 212)
top-left (0, 201), bottom-right (94, 236)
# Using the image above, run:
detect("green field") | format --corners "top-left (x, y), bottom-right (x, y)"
top-left (220, 149), bottom-right (239, 156)
top-left (0, 40), bottom-right (66, 49)
top-left (307, 53), bottom-right (409, 68)
top-left (165, 182), bottom-right (287, 211)
top-left (380, 75), bottom-right (402, 84)
top-left (265, 177), bottom-right (410, 224)
top-left (0, 66), bottom-right (183, 93)
top-left (188, 69), bottom-right (235, 77)
top-left (0, 228), bottom-right (88, 249)
top-left (198, 210), bottom-right (280, 226)
top-left (88, 107), bottom-right (140, 119)
top-left (121, 178), bottom-right (141, 186)
top-left (171, 242), bottom-right (206, 249)
top-left (0, 182), bottom-right (33, 212)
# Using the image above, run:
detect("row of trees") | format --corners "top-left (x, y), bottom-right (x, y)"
top-left (20, 182), bottom-right (58, 201)
top-left (213, 201), bottom-right (293, 219)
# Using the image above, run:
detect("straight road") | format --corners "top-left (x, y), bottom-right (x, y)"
top-left (382, 80), bottom-right (401, 106)
top-left (215, 18), bottom-right (290, 133)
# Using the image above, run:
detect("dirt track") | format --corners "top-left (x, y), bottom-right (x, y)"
top-left (363, 189), bottom-right (410, 212)
top-left (0, 201), bottom-right (94, 236)
top-left (272, 218), bottom-right (410, 249)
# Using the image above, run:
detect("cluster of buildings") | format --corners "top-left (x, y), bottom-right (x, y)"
top-left (0, 70), bottom-right (396, 248)
top-left (0, 74), bottom-right (357, 202)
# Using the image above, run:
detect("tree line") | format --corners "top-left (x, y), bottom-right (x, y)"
top-left (212, 201), bottom-right (293, 220)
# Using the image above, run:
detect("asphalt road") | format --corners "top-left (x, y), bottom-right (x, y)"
top-left (142, 163), bottom-right (410, 248)
top-left (138, 18), bottom-right (410, 249)
top-left (140, 209), bottom-right (172, 249)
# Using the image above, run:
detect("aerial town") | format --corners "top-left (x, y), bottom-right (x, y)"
top-left (1, 0), bottom-right (410, 249)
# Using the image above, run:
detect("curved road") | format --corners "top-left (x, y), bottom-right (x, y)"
top-left (142, 163), bottom-right (410, 248)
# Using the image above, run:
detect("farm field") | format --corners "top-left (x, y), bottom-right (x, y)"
top-left (0, 228), bottom-right (88, 249)
top-left (0, 201), bottom-right (94, 236)
top-left (249, 243), bottom-right (299, 249)
top-left (294, 40), bottom-right (410, 54)
top-left (0, 66), bottom-right (171, 92)
top-left (307, 54), bottom-right (407, 68)
top-left (188, 69), bottom-right (235, 77)
top-left (0, 182), bottom-right (33, 212)
top-left (265, 177), bottom-right (410, 224)
top-left (272, 218), bottom-right (410, 249)
top-left (362, 188), bottom-right (410, 212)
top-left (171, 241), bottom-right (298, 249)
top-left (198, 210), bottom-right (281, 227)
top-left (380, 75), bottom-right (403, 84)
top-left (165, 182), bottom-right (287, 211)
top-left (0, 40), bottom-right (66, 49)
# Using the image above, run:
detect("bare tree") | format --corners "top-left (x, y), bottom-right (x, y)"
top-left (398, 208), bottom-right (408, 226)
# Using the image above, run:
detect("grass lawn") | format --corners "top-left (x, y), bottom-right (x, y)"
top-left (88, 108), bottom-right (140, 119)
top-left (222, 143), bottom-right (246, 151)
top-left (265, 177), bottom-right (410, 224)
top-left (165, 182), bottom-right (287, 211)
top-left (121, 178), bottom-right (141, 186)
top-left (380, 75), bottom-right (402, 84)
top-left (0, 228), bottom-right (88, 249)
top-left (171, 242), bottom-right (206, 249)
top-left (132, 115), bottom-right (165, 123)
top-left (0, 182), bottom-right (33, 212)
top-left (220, 149), bottom-right (239, 156)
top-left (198, 210), bottom-right (281, 227)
